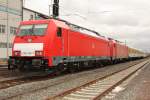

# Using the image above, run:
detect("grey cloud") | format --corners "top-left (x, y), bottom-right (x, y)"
top-left (90, 14), bottom-right (139, 26)
top-left (26, 0), bottom-right (150, 52)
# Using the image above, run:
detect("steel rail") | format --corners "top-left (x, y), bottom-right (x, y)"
top-left (0, 59), bottom-right (147, 99)
top-left (47, 59), bottom-right (149, 100)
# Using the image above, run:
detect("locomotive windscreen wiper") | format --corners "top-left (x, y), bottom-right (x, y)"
top-left (28, 27), bottom-right (34, 35)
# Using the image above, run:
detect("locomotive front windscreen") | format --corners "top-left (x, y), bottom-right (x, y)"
top-left (18, 24), bottom-right (48, 36)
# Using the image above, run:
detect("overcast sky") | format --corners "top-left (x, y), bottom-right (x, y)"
top-left (25, 0), bottom-right (150, 52)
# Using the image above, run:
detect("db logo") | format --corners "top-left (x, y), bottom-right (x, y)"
top-left (28, 38), bottom-right (32, 42)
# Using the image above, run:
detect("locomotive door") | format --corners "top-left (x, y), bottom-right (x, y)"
top-left (56, 27), bottom-right (64, 56)
top-left (56, 28), bottom-right (69, 57)
top-left (110, 41), bottom-right (116, 60)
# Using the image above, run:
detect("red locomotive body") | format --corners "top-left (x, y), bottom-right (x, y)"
top-left (8, 19), bottom-right (112, 71)
top-left (66, 31), bottom-right (111, 59)
top-left (8, 18), bottom-right (142, 72)
top-left (109, 40), bottom-right (128, 61)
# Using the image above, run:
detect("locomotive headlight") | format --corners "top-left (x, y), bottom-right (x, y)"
top-left (14, 51), bottom-right (21, 56)
top-left (35, 51), bottom-right (43, 56)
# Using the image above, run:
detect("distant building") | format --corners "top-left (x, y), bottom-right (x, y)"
top-left (0, 0), bottom-right (22, 60)
top-left (23, 7), bottom-right (49, 21)
top-left (0, 0), bottom-right (49, 60)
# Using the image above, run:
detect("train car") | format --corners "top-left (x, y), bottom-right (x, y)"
top-left (115, 41), bottom-right (128, 60)
top-left (109, 39), bottom-right (128, 63)
top-left (8, 19), bottom-right (111, 72)
top-left (128, 47), bottom-right (146, 59)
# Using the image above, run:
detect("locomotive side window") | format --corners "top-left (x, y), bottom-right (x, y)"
top-left (57, 27), bottom-right (62, 37)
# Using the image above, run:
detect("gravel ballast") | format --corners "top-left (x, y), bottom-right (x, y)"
top-left (0, 59), bottom-right (145, 100)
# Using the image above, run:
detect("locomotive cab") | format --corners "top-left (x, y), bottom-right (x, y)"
top-left (8, 19), bottom-right (67, 71)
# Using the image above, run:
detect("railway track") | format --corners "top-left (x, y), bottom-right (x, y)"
top-left (0, 72), bottom-right (53, 90)
top-left (47, 59), bottom-right (149, 100)
top-left (0, 59), bottom-right (144, 90)
top-left (0, 59), bottom-right (147, 100)
top-left (0, 66), bottom-right (10, 76)
top-left (0, 66), bottom-right (7, 71)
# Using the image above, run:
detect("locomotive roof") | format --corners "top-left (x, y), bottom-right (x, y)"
top-left (51, 18), bottom-right (110, 41)
top-left (20, 19), bottom-right (109, 41)
top-left (20, 19), bottom-right (69, 29)
top-left (20, 19), bottom-right (50, 25)
top-left (52, 19), bottom-right (70, 29)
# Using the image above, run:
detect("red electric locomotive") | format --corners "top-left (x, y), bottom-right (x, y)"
top-left (8, 18), bottom-right (128, 72)
top-left (109, 39), bottom-right (128, 63)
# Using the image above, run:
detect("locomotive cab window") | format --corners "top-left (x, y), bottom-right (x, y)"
top-left (18, 24), bottom-right (48, 36)
top-left (57, 27), bottom-right (62, 37)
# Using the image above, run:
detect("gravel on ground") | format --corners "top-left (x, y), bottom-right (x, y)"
top-left (103, 61), bottom-right (150, 100)
top-left (0, 59), bottom-right (145, 100)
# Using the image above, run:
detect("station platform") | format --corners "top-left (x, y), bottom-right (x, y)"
top-left (112, 62), bottom-right (150, 100)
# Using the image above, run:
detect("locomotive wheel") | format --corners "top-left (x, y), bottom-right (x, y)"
top-left (40, 66), bottom-right (47, 71)
top-left (68, 63), bottom-right (77, 73)
top-left (8, 64), bottom-right (12, 70)
top-left (8, 64), bottom-right (17, 70)
top-left (18, 62), bottom-right (26, 72)
top-left (54, 64), bottom-right (65, 76)
top-left (68, 67), bottom-right (76, 73)
top-left (18, 65), bottom-right (26, 72)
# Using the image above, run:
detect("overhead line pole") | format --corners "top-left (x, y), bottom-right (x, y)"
top-left (52, 0), bottom-right (59, 18)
